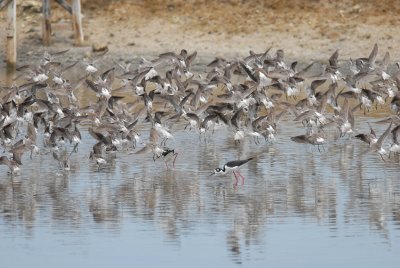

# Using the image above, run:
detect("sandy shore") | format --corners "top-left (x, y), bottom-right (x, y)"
top-left (1, 0), bottom-right (400, 66)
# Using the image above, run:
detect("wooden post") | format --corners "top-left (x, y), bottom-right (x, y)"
top-left (42, 0), bottom-right (51, 46)
top-left (72, 0), bottom-right (84, 46)
top-left (55, 0), bottom-right (72, 14)
top-left (6, 0), bottom-right (16, 68)
top-left (0, 0), bottom-right (13, 10)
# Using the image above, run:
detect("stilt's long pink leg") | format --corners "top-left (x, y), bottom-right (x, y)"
top-left (233, 171), bottom-right (238, 185)
top-left (237, 170), bottom-right (245, 185)
top-left (165, 161), bottom-right (169, 170)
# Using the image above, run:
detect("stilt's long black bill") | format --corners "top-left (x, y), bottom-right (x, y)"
top-left (208, 172), bottom-right (215, 177)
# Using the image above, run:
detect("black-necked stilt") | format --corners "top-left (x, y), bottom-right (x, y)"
top-left (153, 148), bottom-right (178, 170)
top-left (209, 157), bottom-right (253, 185)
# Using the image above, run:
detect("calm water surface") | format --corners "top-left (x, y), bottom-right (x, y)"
top-left (0, 68), bottom-right (399, 268)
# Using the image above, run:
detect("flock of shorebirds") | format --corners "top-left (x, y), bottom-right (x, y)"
top-left (0, 43), bottom-right (399, 179)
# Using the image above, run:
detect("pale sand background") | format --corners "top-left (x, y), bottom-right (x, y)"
top-left (1, 0), bottom-right (399, 64)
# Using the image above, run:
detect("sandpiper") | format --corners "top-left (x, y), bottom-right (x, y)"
top-left (0, 156), bottom-right (20, 175)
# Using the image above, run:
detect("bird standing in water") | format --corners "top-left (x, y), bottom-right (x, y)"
top-left (0, 156), bottom-right (21, 175)
top-left (153, 147), bottom-right (178, 170)
top-left (210, 157), bottom-right (253, 185)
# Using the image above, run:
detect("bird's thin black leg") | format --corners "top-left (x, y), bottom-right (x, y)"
top-left (173, 152), bottom-right (178, 168)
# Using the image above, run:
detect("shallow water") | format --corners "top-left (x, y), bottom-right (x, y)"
top-left (0, 118), bottom-right (399, 267)
top-left (0, 67), bottom-right (400, 267)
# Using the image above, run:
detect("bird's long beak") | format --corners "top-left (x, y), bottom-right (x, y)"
top-left (208, 172), bottom-right (215, 177)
